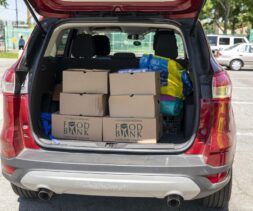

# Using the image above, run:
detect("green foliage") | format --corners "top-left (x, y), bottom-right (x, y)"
top-left (201, 0), bottom-right (253, 34)
top-left (0, 0), bottom-right (7, 7)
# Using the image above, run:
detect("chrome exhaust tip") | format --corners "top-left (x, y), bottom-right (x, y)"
top-left (166, 195), bottom-right (183, 208)
top-left (38, 189), bottom-right (54, 201)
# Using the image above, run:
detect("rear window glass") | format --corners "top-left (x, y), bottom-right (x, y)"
top-left (234, 38), bottom-right (246, 44)
top-left (107, 32), bottom-right (155, 55)
top-left (219, 37), bottom-right (230, 45)
top-left (102, 32), bottom-right (185, 58)
top-left (207, 36), bottom-right (217, 46)
top-left (56, 29), bottom-right (70, 56)
top-left (224, 44), bottom-right (240, 51)
top-left (237, 45), bottom-right (247, 52)
top-left (249, 45), bottom-right (253, 53)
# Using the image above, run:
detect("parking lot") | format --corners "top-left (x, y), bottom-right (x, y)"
top-left (0, 58), bottom-right (252, 211)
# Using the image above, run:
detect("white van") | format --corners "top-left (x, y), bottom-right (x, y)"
top-left (207, 34), bottom-right (249, 53)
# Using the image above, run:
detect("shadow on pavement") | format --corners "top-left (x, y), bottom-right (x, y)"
top-left (18, 195), bottom-right (228, 211)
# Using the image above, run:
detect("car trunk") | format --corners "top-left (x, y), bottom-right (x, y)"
top-left (24, 18), bottom-right (206, 153)
top-left (22, 0), bottom-right (208, 152)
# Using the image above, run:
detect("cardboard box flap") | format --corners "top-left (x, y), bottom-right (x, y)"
top-left (65, 69), bottom-right (110, 73)
top-left (60, 93), bottom-right (107, 117)
top-left (110, 72), bottom-right (160, 95)
top-left (63, 70), bottom-right (109, 94)
top-left (109, 95), bottom-right (160, 118)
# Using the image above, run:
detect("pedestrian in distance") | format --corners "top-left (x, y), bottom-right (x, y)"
top-left (18, 35), bottom-right (25, 50)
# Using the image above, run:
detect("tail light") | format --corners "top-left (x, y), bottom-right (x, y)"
top-left (1, 65), bottom-right (28, 95)
top-left (186, 59), bottom-right (236, 174)
top-left (212, 71), bottom-right (232, 99)
top-left (1, 65), bottom-right (39, 159)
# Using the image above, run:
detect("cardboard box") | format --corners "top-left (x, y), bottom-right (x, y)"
top-left (103, 117), bottom-right (158, 143)
top-left (109, 95), bottom-right (159, 118)
top-left (63, 69), bottom-right (109, 94)
top-left (110, 72), bottom-right (160, 95)
top-left (52, 113), bottom-right (102, 141)
top-left (60, 93), bottom-right (107, 117)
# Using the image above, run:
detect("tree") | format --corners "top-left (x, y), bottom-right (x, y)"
top-left (201, 0), bottom-right (253, 34)
top-left (201, 0), bottom-right (230, 34)
top-left (0, 0), bottom-right (7, 7)
top-left (218, 0), bottom-right (230, 34)
top-left (244, 0), bottom-right (253, 28)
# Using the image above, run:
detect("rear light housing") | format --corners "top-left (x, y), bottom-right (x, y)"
top-left (1, 65), bottom-right (28, 95)
top-left (212, 71), bottom-right (232, 100)
top-left (186, 58), bottom-right (236, 172)
top-left (1, 65), bottom-right (39, 159)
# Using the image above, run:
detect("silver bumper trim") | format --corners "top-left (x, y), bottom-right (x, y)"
top-left (21, 171), bottom-right (200, 200)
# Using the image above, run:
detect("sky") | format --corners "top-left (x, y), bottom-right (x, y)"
top-left (0, 0), bottom-right (27, 22)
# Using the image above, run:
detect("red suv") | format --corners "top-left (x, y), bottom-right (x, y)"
top-left (1, 0), bottom-right (236, 209)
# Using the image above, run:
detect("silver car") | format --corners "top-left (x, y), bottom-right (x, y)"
top-left (216, 43), bottom-right (253, 70)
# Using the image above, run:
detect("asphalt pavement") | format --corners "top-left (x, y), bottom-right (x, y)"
top-left (0, 58), bottom-right (252, 211)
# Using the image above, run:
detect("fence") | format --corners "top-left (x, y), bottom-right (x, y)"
top-left (0, 22), bottom-right (32, 52)
top-left (107, 32), bottom-right (185, 57)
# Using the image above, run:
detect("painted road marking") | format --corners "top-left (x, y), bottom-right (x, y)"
top-left (237, 132), bottom-right (253, 136)
top-left (233, 87), bottom-right (253, 89)
top-left (233, 101), bottom-right (253, 105)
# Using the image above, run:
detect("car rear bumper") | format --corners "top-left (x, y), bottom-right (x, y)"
top-left (2, 149), bottom-right (232, 200)
top-left (20, 171), bottom-right (201, 200)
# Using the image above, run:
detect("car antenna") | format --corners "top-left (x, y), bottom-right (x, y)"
top-left (23, 0), bottom-right (46, 36)
top-left (190, 0), bottom-right (206, 36)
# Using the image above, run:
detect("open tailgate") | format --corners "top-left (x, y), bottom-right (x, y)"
top-left (27, 0), bottom-right (205, 19)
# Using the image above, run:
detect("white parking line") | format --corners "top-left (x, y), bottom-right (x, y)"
top-left (233, 87), bottom-right (253, 89)
top-left (237, 132), bottom-right (253, 136)
top-left (233, 101), bottom-right (253, 105)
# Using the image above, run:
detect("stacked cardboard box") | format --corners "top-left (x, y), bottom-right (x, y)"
top-left (104, 72), bottom-right (161, 144)
top-left (52, 69), bottom-right (108, 141)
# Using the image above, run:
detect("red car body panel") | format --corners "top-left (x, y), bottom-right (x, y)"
top-left (28, 0), bottom-right (204, 19)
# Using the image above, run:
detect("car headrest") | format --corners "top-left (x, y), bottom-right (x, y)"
top-left (71, 34), bottom-right (95, 58)
top-left (93, 35), bottom-right (111, 56)
top-left (154, 31), bottom-right (178, 60)
top-left (113, 53), bottom-right (136, 59)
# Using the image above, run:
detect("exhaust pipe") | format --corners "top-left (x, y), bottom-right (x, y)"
top-left (38, 189), bottom-right (54, 201)
top-left (166, 195), bottom-right (183, 208)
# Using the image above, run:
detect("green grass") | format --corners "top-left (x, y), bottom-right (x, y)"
top-left (0, 52), bottom-right (18, 59)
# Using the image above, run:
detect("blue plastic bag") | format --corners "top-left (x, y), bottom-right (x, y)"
top-left (41, 113), bottom-right (60, 145)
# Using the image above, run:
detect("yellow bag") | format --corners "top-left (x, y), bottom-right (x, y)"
top-left (148, 55), bottom-right (185, 99)
top-left (161, 59), bottom-right (185, 99)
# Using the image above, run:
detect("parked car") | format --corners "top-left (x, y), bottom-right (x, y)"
top-left (1, 0), bottom-right (236, 209)
top-left (207, 34), bottom-right (249, 53)
top-left (216, 43), bottom-right (253, 70)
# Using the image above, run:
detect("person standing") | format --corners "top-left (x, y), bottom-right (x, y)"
top-left (18, 35), bottom-right (25, 50)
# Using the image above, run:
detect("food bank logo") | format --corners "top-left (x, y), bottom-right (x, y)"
top-left (64, 121), bottom-right (90, 136)
top-left (115, 123), bottom-right (143, 138)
